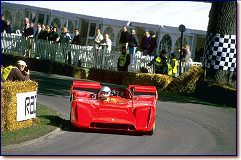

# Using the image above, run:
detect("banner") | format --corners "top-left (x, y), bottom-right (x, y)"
top-left (17, 91), bottom-right (37, 121)
top-left (203, 33), bottom-right (236, 71)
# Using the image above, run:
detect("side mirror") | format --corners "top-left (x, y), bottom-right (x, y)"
top-left (90, 94), bottom-right (95, 98)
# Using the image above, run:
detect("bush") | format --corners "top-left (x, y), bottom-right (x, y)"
top-left (194, 81), bottom-right (236, 107)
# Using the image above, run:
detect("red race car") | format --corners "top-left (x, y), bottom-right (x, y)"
top-left (70, 81), bottom-right (157, 134)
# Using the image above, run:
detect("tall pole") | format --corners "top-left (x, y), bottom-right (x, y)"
top-left (179, 31), bottom-right (183, 75)
top-left (178, 24), bottom-right (186, 76)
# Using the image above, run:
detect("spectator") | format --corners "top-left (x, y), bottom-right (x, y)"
top-left (25, 22), bottom-right (34, 38)
top-left (141, 31), bottom-right (151, 56)
top-left (128, 29), bottom-right (139, 65)
top-left (46, 26), bottom-right (51, 41)
top-left (168, 52), bottom-right (178, 76)
top-left (59, 27), bottom-right (71, 64)
top-left (117, 46), bottom-right (130, 72)
top-left (148, 32), bottom-right (158, 59)
top-left (72, 29), bottom-right (81, 45)
top-left (34, 23), bottom-right (42, 39)
top-left (1, 60), bottom-right (30, 82)
top-left (147, 49), bottom-right (168, 75)
top-left (1, 15), bottom-right (7, 32)
top-left (119, 26), bottom-right (130, 49)
top-left (38, 24), bottom-right (48, 40)
top-left (100, 34), bottom-right (112, 53)
top-left (23, 18), bottom-right (30, 37)
top-left (183, 44), bottom-right (192, 64)
top-left (59, 27), bottom-right (71, 44)
top-left (49, 27), bottom-right (58, 42)
top-left (50, 26), bottom-right (54, 33)
top-left (5, 20), bottom-right (12, 33)
top-left (93, 28), bottom-right (103, 52)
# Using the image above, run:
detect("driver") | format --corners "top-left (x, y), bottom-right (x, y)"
top-left (99, 86), bottom-right (117, 103)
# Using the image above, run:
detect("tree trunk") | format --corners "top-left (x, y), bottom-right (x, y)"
top-left (204, 1), bottom-right (236, 88)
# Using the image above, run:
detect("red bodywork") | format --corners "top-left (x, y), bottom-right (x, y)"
top-left (70, 81), bottom-right (157, 133)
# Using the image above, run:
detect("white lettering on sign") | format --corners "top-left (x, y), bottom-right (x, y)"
top-left (17, 91), bottom-right (37, 121)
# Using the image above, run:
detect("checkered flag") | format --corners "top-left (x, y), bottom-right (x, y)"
top-left (203, 33), bottom-right (236, 72)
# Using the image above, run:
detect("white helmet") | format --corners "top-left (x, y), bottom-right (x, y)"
top-left (100, 86), bottom-right (111, 98)
top-left (17, 60), bottom-right (27, 67)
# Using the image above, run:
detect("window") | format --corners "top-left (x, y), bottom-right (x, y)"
top-left (46, 15), bottom-right (49, 25)
top-left (80, 20), bottom-right (89, 45)
top-left (103, 26), bottom-right (114, 41)
top-left (136, 27), bottom-right (145, 46)
top-left (98, 24), bottom-right (102, 30)
top-left (30, 12), bottom-right (36, 24)
top-left (26, 10), bottom-right (29, 18)
top-left (174, 37), bottom-right (188, 59)
top-left (15, 12), bottom-right (23, 29)
top-left (38, 13), bottom-right (45, 25)
top-left (89, 23), bottom-right (96, 37)
top-left (51, 18), bottom-right (61, 31)
top-left (68, 20), bottom-right (74, 33)
top-left (159, 34), bottom-right (172, 54)
top-left (174, 37), bottom-right (188, 52)
top-left (3, 10), bottom-right (12, 22)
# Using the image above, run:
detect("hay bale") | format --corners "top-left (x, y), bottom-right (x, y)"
top-left (1, 80), bottom-right (39, 131)
top-left (1, 89), bottom-right (7, 131)
top-left (125, 73), bottom-right (173, 90)
top-left (165, 65), bottom-right (203, 94)
top-left (89, 68), bottom-right (173, 90)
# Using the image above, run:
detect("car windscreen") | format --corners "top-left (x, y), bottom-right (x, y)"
top-left (73, 87), bottom-right (99, 95)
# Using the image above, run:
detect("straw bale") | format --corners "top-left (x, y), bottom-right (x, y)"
top-left (1, 90), bottom-right (6, 131)
top-left (1, 80), bottom-right (39, 131)
top-left (89, 68), bottom-right (173, 90)
top-left (165, 66), bottom-right (203, 94)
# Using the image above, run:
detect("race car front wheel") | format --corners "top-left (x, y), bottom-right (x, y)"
top-left (146, 121), bottom-right (155, 135)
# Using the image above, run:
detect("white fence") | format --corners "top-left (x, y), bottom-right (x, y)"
top-left (1, 33), bottom-right (201, 74)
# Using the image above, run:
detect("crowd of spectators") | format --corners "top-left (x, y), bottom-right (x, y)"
top-left (1, 15), bottom-right (12, 33)
top-left (1, 16), bottom-right (192, 74)
top-left (1, 16), bottom-right (78, 46)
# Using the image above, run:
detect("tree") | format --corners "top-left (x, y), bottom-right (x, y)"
top-left (204, 1), bottom-right (236, 87)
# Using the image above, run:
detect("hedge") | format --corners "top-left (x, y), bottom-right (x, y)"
top-left (1, 52), bottom-right (87, 79)
top-left (194, 81), bottom-right (236, 107)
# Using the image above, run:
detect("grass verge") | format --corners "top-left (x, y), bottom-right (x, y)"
top-left (1, 103), bottom-right (63, 147)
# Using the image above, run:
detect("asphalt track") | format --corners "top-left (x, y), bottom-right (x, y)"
top-left (2, 71), bottom-right (236, 155)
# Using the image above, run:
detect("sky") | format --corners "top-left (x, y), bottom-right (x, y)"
top-left (5, 1), bottom-right (211, 31)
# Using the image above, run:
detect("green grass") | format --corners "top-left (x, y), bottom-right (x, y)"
top-left (1, 103), bottom-right (63, 147)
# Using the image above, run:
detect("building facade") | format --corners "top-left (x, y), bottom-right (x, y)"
top-left (1, 2), bottom-right (206, 62)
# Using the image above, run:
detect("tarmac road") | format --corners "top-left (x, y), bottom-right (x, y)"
top-left (1, 71), bottom-right (237, 155)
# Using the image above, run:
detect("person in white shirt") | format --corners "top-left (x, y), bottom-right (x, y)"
top-left (100, 34), bottom-right (112, 53)
top-left (183, 44), bottom-right (193, 64)
top-left (93, 28), bottom-right (103, 52)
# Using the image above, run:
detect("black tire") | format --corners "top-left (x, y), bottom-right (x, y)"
top-left (145, 122), bottom-right (155, 135)
top-left (69, 110), bottom-right (75, 131)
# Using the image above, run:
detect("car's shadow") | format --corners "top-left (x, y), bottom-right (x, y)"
top-left (61, 120), bottom-right (152, 136)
